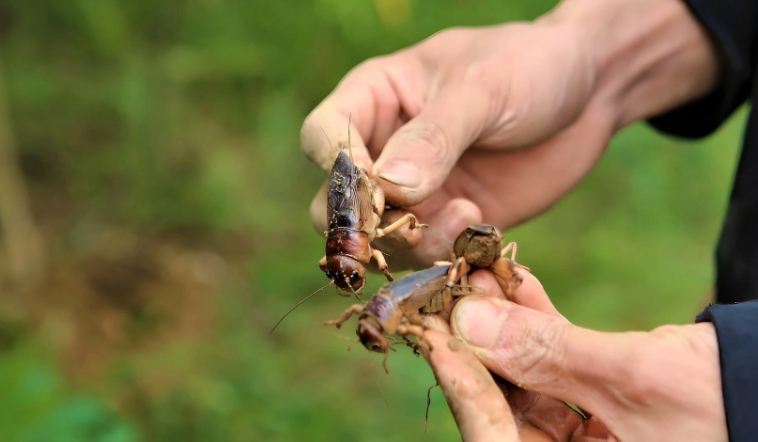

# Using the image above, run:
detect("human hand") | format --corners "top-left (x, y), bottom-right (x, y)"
top-left (421, 322), bottom-right (609, 441)
top-left (302, 21), bottom-right (606, 269)
top-left (301, 0), bottom-right (718, 271)
top-left (421, 268), bottom-right (726, 441)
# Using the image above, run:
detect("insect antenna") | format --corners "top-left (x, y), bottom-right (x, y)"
top-left (366, 354), bottom-right (390, 408)
top-left (320, 127), bottom-right (339, 163)
top-left (346, 337), bottom-right (360, 352)
top-left (343, 350), bottom-right (391, 408)
top-left (347, 113), bottom-right (354, 164)
top-left (269, 280), bottom-right (334, 333)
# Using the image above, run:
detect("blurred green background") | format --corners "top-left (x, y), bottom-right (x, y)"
top-left (0, 0), bottom-right (745, 440)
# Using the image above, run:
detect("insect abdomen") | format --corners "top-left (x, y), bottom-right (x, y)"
top-left (325, 228), bottom-right (372, 262)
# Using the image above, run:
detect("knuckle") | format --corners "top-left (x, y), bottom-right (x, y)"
top-left (355, 56), bottom-right (386, 72)
top-left (400, 120), bottom-right (452, 158)
top-left (347, 55), bottom-right (392, 82)
top-left (449, 371), bottom-right (488, 401)
top-left (461, 60), bottom-right (497, 87)
top-left (458, 62), bottom-right (504, 119)
top-left (499, 312), bottom-right (569, 387)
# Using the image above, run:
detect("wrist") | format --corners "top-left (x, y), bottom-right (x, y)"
top-left (539, 0), bottom-right (720, 130)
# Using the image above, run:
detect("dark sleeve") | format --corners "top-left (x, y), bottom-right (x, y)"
top-left (696, 301), bottom-right (758, 440)
top-left (647, 0), bottom-right (757, 138)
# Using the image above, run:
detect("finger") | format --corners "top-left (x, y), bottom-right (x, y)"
top-left (405, 197), bottom-right (483, 266)
top-left (575, 416), bottom-right (610, 440)
top-left (424, 317), bottom-right (590, 442)
top-left (449, 295), bottom-right (639, 414)
top-left (301, 56), bottom-right (418, 174)
top-left (373, 86), bottom-right (490, 207)
top-left (468, 268), bottom-right (564, 318)
top-left (419, 329), bottom-right (519, 441)
top-left (309, 180), bottom-right (329, 236)
top-left (505, 385), bottom-right (587, 442)
top-left (441, 105), bottom-right (614, 227)
top-left (326, 197), bottom-right (480, 276)
top-left (301, 108), bottom-right (375, 173)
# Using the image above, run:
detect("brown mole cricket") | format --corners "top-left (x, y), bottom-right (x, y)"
top-left (323, 263), bottom-right (454, 373)
top-left (324, 224), bottom-right (528, 369)
top-left (323, 264), bottom-right (463, 433)
top-left (327, 227), bottom-right (586, 433)
top-left (319, 132), bottom-right (427, 295)
top-left (436, 224), bottom-right (530, 314)
top-left (269, 123), bottom-right (427, 334)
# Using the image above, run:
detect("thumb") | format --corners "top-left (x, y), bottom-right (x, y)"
top-left (450, 295), bottom-right (638, 414)
top-left (372, 87), bottom-right (488, 207)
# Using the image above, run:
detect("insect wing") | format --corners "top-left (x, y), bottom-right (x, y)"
top-left (384, 264), bottom-right (451, 313)
top-left (327, 150), bottom-right (371, 231)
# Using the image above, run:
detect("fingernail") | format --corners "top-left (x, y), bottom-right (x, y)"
top-left (376, 160), bottom-right (422, 188)
top-left (454, 297), bottom-right (505, 350)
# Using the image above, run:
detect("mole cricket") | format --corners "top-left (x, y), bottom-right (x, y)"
top-left (270, 119), bottom-right (428, 333)
top-left (324, 224), bottom-right (528, 372)
top-left (438, 224), bottom-right (529, 314)
top-left (320, 141), bottom-right (427, 295)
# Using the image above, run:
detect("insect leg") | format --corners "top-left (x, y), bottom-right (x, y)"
top-left (501, 241), bottom-right (514, 259)
top-left (371, 249), bottom-right (394, 281)
top-left (371, 181), bottom-right (385, 215)
top-left (460, 273), bottom-right (473, 295)
top-left (375, 213), bottom-right (429, 238)
top-left (323, 304), bottom-right (364, 329)
top-left (489, 258), bottom-right (523, 298)
top-left (444, 257), bottom-right (469, 312)
top-left (397, 313), bottom-right (425, 339)
top-left (335, 285), bottom-right (352, 298)
top-left (402, 335), bottom-right (420, 356)
top-left (318, 255), bottom-right (327, 271)
top-left (346, 337), bottom-right (361, 352)
top-left (501, 241), bottom-right (530, 272)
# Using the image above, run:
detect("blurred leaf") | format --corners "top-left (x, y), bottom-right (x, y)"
top-left (0, 343), bottom-right (138, 442)
top-left (75, 0), bottom-right (129, 57)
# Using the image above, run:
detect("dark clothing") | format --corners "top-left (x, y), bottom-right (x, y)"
top-left (696, 302), bottom-right (758, 441)
top-left (648, 0), bottom-right (758, 439)
top-left (650, 0), bottom-right (758, 304)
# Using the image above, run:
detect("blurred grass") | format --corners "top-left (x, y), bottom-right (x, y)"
top-left (0, 0), bottom-right (746, 440)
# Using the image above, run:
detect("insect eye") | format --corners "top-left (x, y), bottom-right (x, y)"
top-left (351, 271), bottom-right (359, 279)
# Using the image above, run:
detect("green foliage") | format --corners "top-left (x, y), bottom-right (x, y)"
top-left (0, 0), bottom-right (746, 441)
top-left (0, 343), bottom-right (138, 442)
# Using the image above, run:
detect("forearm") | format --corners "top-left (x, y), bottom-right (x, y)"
top-left (540, 0), bottom-right (721, 130)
